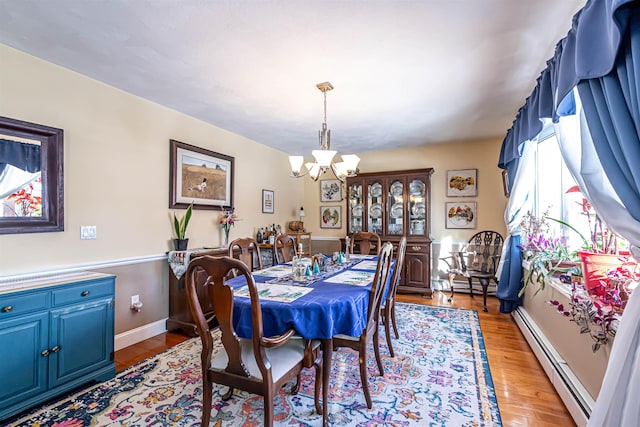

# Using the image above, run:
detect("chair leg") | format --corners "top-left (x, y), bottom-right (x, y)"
top-left (359, 345), bottom-right (373, 409)
top-left (480, 278), bottom-right (489, 312)
top-left (448, 272), bottom-right (456, 302)
top-left (264, 388), bottom-right (274, 427)
top-left (390, 301), bottom-right (399, 339)
top-left (202, 381), bottom-right (213, 427)
top-left (222, 386), bottom-right (234, 401)
top-left (467, 277), bottom-right (474, 298)
top-left (373, 327), bottom-right (384, 376)
top-left (291, 371), bottom-right (301, 394)
top-left (314, 358), bottom-right (323, 415)
top-left (383, 306), bottom-right (395, 358)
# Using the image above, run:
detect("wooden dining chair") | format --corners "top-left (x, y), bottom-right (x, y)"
top-left (441, 230), bottom-right (504, 312)
top-left (184, 255), bottom-right (322, 427)
top-left (349, 231), bottom-right (382, 255)
top-left (333, 241), bottom-right (394, 409)
top-left (381, 236), bottom-right (407, 357)
top-left (274, 234), bottom-right (297, 264)
top-left (228, 237), bottom-right (263, 273)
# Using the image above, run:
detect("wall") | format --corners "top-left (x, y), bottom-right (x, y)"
top-left (302, 139), bottom-right (508, 280)
top-left (0, 44), bottom-right (303, 336)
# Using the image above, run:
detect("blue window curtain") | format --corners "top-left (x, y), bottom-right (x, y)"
top-left (497, 0), bottom-right (638, 313)
top-left (0, 138), bottom-right (41, 174)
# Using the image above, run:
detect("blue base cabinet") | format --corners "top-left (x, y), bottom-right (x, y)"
top-left (0, 273), bottom-right (116, 421)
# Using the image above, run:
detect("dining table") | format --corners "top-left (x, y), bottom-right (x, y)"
top-left (227, 253), bottom-right (387, 426)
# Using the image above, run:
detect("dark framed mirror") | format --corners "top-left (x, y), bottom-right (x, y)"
top-left (0, 116), bottom-right (64, 234)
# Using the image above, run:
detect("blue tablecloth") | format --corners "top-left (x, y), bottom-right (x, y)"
top-left (229, 256), bottom-right (385, 340)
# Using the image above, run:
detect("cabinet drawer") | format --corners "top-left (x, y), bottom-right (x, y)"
top-left (52, 279), bottom-right (114, 307)
top-left (406, 243), bottom-right (430, 254)
top-left (0, 291), bottom-right (49, 319)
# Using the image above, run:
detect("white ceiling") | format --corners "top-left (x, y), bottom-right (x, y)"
top-left (0, 0), bottom-right (585, 155)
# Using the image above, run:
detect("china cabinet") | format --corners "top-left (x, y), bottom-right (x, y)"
top-left (347, 168), bottom-right (433, 296)
top-left (0, 273), bottom-right (115, 420)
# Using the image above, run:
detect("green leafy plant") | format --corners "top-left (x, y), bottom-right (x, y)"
top-left (172, 203), bottom-right (193, 240)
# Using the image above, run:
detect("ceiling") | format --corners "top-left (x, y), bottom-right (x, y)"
top-left (0, 0), bottom-right (585, 156)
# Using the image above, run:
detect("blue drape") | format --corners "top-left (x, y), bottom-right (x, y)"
top-left (497, 0), bottom-right (639, 313)
top-left (577, 8), bottom-right (640, 223)
top-left (0, 138), bottom-right (41, 174)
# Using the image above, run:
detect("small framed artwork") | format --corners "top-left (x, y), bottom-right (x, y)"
top-left (502, 170), bottom-right (510, 197)
top-left (170, 139), bottom-right (234, 210)
top-left (262, 189), bottom-right (274, 213)
top-left (320, 179), bottom-right (342, 202)
top-left (446, 168), bottom-right (478, 197)
top-left (445, 201), bottom-right (477, 229)
top-left (320, 206), bottom-right (342, 229)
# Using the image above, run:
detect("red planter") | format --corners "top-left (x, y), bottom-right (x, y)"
top-left (578, 251), bottom-right (635, 292)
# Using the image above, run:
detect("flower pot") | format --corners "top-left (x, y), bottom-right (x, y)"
top-left (578, 251), bottom-right (632, 292)
top-left (173, 238), bottom-right (189, 251)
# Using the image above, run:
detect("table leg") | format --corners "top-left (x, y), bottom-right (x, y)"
top-left (322, 338), bottom-right (331, 426)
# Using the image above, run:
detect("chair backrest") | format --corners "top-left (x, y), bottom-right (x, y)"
top-left (228, 237), bottom-right (263, 272)
top-left (350, 231), bottom-right (382, 255)
top-left (366, 242), bottom-right (394, 329)
top-left (386, 236), bottom-right (407, 305)
top-left (274, 234), bottom-right (297, 264)
top-left (184, 256), bottom-right (267, 378)
top-left (464, 230), bottom-right (504, 275)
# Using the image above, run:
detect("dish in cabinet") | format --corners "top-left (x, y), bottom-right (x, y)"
top-left (352, 204), bottom-right (363, 217)
top-left (390, 181), bottom-right (403, 196)
top-left (391, 202), bottom-right (403, 218)
top-left (412, 202), bottom-right (426, 217)
top-left (370, 183), bottom-right (383, 197)
top-left (410, 181), bottom-right (425, 195)
top-left (369, 203), bottom-right (383, 218)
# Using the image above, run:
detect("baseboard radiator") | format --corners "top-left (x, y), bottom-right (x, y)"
top-left (512, 307), bottom-right (592, 427)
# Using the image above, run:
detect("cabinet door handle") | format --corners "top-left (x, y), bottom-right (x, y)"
top-left (412, 246), bottom-right (422, 251)
top-left (41, 349), bottom-right (50, 357)
top-left (51, 345), bottom-right (61, 353)
top-left (81, 291), bottom-right (90, 297)
top-left (1, 305), bottom-right (12, 313)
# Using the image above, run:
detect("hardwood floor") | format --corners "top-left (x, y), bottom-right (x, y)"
top-left (114, 292), bottom-right (576, 426)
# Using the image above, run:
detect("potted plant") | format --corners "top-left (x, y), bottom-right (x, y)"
top-left (518, 210), bottom-right (581, 296)
top-left (172, 203), bottom-right (193, 251)
top-left (557, 186), bottom-right (636, 292)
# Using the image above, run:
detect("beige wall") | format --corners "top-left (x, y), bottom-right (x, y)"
top-left (0, 44), bottom-right (303, 275)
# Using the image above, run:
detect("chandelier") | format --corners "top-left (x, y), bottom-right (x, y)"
top-left (289, 82), bottom-right (360, 182)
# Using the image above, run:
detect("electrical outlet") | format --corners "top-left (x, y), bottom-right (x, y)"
top-left (131, 295), bottom-right (140, 305)
top-left (80, 225), bottom-right (97, 240)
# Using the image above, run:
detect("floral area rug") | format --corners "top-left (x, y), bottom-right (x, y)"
top-left (7, 303), bottom-right (501, 426)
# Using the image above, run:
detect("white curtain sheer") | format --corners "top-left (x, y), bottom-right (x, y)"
top-left (495, 141), bottom-right (537, 280)
top-left (554, 89), bottom-right (640, 427)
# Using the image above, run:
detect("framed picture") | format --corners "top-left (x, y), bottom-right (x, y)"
top-left (262, 189), bottom-right (274, 213)
top-left (502, 170), bottom-right (510, 197)
top-left (445, 201), bottom-right (477, 229)
top-left (320, 206), bottom-right (342, 229)
top-left (320, 179), bottom-right (342, 202)
top-left (170, 139), bottom-right (234, 210)
top-left (446, 168), bottom-right (478, 197)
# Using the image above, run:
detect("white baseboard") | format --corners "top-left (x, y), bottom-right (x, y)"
top-left (512, 307), bottom-right (591, 427)
top-left (114, 318), bottom-right (168, 351)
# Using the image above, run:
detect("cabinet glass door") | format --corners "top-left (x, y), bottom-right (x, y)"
top-left (387, 179), bottom-right (404, 235)
top-left (367, 180), bottom-right (383, 234)
top-left (408, 178), bottom-right (426, 236)
top-left (348, 182), bottom-right (364, 233)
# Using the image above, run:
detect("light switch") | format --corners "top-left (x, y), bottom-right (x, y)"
top-left (80, 225), bottom-right (97, 240)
